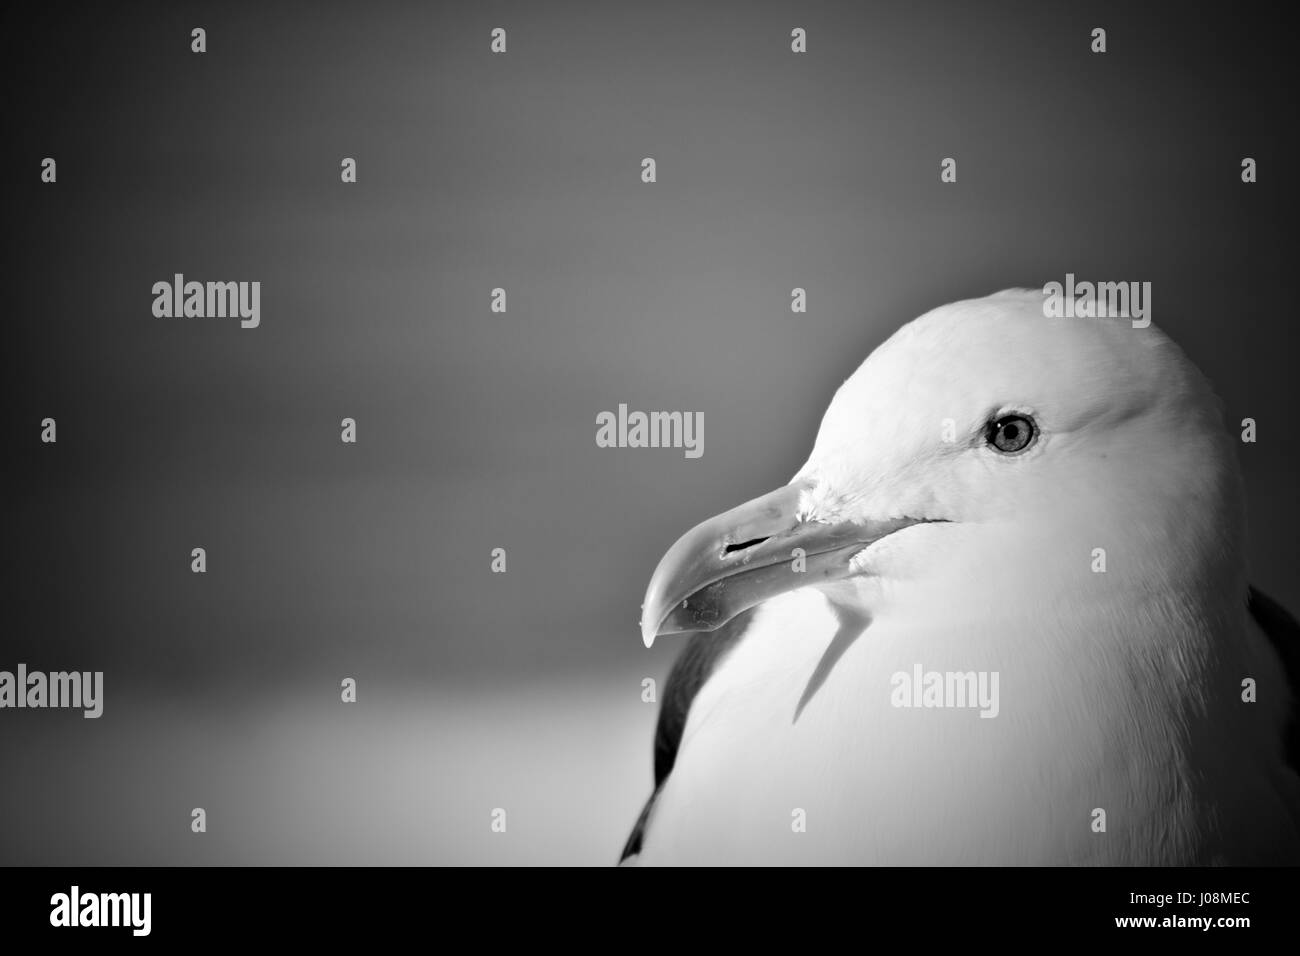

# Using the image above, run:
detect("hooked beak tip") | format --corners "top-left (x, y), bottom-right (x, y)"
top-left (636, 479), bottom-right (943, 648)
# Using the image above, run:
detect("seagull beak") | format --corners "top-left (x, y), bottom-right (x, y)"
top-left (639, 478), bottom-right (930, 647)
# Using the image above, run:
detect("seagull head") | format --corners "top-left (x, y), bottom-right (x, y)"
top-left (640, 288), bottom-right (1243, 647)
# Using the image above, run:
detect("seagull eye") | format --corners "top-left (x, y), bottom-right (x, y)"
top-left (986, 414), bottom-right (1037, 454)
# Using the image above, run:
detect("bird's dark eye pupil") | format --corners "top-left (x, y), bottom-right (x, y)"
top-left (987, 414), bottom-right (1036, 454)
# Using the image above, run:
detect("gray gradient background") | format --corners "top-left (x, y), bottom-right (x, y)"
top-left (3, 1), bottom-right (1296, 864)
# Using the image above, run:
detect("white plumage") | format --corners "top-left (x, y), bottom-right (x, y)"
top-left (627, 289), bottom-right (1300, 865)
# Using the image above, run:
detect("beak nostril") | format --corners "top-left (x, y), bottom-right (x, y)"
top-left (722, 536), bottom-right (770, 557)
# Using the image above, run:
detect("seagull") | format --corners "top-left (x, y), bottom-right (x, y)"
top-left (622, 288), bottom-right (1300, 865)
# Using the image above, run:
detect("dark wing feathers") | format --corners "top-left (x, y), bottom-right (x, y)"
top-left (619, 608), bottom-right (754, 862)
top-left (1248, 585), bottom-right (1300, 777)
